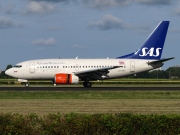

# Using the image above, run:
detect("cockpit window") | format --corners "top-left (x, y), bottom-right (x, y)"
top-left (14, 65), bottom-right (22, 68)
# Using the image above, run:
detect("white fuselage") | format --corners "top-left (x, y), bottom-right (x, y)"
top-left (5, 58), bottom-right (162, 80)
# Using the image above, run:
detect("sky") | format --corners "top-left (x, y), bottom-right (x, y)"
top-left (0, 0), bottom-right (180, 70)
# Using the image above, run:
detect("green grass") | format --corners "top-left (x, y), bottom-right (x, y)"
top-left (0, 91), bottom-right (180, 99)
top-left (0, 90), bottom-right (180, 115)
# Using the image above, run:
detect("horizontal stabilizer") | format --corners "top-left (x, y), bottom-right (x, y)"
top-left (147, 57), bottom-right (174, 65)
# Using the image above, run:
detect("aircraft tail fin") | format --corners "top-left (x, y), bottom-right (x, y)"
top-left (117, 21), bottom-right (170, 60)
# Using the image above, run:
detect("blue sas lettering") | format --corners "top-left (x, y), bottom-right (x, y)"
top-left (139, 47), bottom-right (162, 57)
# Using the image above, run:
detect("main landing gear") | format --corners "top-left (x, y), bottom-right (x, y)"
top-left (83, 81), bottom-right (92, 87)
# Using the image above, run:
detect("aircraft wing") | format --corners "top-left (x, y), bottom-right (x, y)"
top-left (74, 66), bottom-right (120, 80)
top-left (147, 57), bottom-right (174, 65)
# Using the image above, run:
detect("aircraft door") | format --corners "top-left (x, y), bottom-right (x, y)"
top-left (130, 61), bottom-right (135, 72)
top-left (75, 64), bottom-right (79, 71)
top-left (29, 62), bottom-right (35, 73)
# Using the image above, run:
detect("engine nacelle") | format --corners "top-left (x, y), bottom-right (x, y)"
top-left (54, 73), bottom-right (79, 84)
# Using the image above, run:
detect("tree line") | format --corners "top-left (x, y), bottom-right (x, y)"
top-left (1, 65), bottom-right (180, 79)
top-left (0, 65), bottom-right (12, 78)
top-left (135, 66), bottom-right (180, 79)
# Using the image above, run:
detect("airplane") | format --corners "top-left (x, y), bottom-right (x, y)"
top-left (5, 21), bottom-right (174, 87)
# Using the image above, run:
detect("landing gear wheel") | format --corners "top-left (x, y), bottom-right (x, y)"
top-left (25, 82), bottom-right (29, 87)
top-left (83, 82), bottom-right (92, 87)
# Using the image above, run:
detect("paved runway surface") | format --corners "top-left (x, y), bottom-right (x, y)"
top-left (0, 87), bottom-right (180, 91)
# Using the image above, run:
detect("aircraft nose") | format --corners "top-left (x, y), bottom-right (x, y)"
top-left (5, 69), bottom-right (12, 76)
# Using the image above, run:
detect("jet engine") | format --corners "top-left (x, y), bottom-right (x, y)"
top-left (54, 73), bottom-right (79, 84)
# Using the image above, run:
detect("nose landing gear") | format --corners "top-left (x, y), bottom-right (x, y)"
top-left (25, 82), bottom-right (29, 87)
